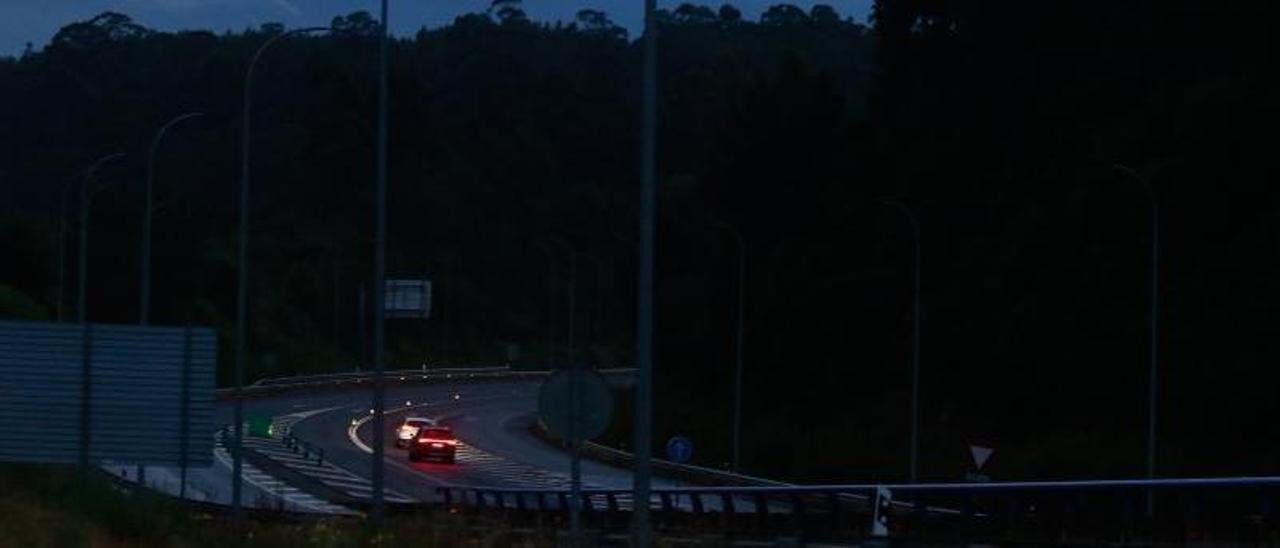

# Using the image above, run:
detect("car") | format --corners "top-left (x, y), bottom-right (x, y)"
top-left (408, 426), bottom-right (458, 463)
top-left (395, 417), bottom-right (437, 448)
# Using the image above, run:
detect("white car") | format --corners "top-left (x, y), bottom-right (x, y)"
top-left (395, 417), bottom-right (437, 448)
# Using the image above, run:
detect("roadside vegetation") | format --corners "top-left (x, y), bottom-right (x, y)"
top-left (0, 463), bottom-right (559, 547)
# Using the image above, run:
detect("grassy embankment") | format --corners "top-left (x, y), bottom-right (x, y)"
top-left (0, 463), bottom-right (551, 547)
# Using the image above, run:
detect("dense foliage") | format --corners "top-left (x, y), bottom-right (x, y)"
top-left (1, 1), bottom-right (1275, 483)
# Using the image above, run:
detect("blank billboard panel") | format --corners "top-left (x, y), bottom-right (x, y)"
top-left (0, 321), bottom-right (216, 466)
top-left (385, 279), bottom-right (432, 319)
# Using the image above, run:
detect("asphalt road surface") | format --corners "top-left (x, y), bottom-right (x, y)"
top-left (111, 376), bottom-right (676, 511)
top-left (290, 379), bottom-right (678, 503)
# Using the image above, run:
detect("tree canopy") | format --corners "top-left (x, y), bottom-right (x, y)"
top-left (1, 1), bottom-right (1276, 483)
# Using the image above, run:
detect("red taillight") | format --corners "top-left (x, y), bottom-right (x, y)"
top-left (418, 438), bottom-right (457, 445)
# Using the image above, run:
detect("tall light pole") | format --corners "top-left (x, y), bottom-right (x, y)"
top-left (77, 153), bottom-right (126, 325)
top-left (76, 152), bottom-right (125, 473)
top-left (544, 238), bottom-right (579, 368)
top-left (715, 220), bottom-right (747, 472)
top-left (578, 252), bottom-right (605, 347)
top-left (567, 250), bottom-right (580, 543)
top-left (1114, 163), bottom-right (1159, 515)
top-left (141, 112), bottom-right (204, 326)
top-left (536, 243), bottom-right (558, 369)
top-left (138, 111), bottom-right (204, 490)
top-left (56, 177), bottom-right (77, 322)
top-left (370, 0), bottom-right (392, 526)
top-left (634, 0), bottom-right (658, 541)
top-left (233, 25), bottom-right (328, 519)
top-left (881, 198), bottom-right (921, 483)
top-left (544, 237), bottom-right (582, 540)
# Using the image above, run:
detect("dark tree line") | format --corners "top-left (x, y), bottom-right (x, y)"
top-left (1, 1), bottom-right (1276, 483)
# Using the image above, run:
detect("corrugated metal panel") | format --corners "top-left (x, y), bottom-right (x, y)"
top-left (0, 320), bottom-right (216, 466)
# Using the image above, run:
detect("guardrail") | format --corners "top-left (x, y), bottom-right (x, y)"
top-left (417, 478), bottom-right (1280, 543)
top-left (216, 424), bottom-right (328, 464)
top-left (249, 366), bottom-right (514, 387)
top-left (214, 366), bottom-right (636, 400)
top-left (281, 433), bottom-right (325, 466)
top-left (532, 417), bottom-right (786, 489)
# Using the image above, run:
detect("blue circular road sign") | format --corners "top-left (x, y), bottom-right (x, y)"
top-left (666, 436), bottom-right (693, 463)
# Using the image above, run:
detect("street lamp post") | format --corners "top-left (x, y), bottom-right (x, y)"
top-left (370, 0), bottom-right (391, 525)
top-left (233, 25), bottom-right (328, 519)
top-left (715, 221), bottom-right (747, 472)
top-left (76, 152), bottom-right (126, 473)
top-left (56, 177), bottom-right (77, 322)
top-left (138, 110), bottom-right (203, 490)
top-left (140, 112), bottom-right (204, 326)
top-left (77, 153), bottom-right (127, 325)
top-left (578, 252), bottom-right (605, 347)
top-left (634, 0), bottom-right (658, 542)
top-left (536, 243), bottom-right (558, 369)
top-left (1114, 164), bottom-right (1159, 515)
top-left (545, 238), bottom-right (579, 368)
top-left (566, 250), bottom-right (580, 542)
top-left (544, 237), bottom-right (582, 541)
top-left (881, 198), bottom-right (922, 483)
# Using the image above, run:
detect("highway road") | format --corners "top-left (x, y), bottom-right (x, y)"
top-left (287, 379), bottom-right (681, 503)
top-left (109, 375), bottom-right (678, 512)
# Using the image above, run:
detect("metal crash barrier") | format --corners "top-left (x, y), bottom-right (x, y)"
top-left (216, 366), bottom-right (637, 400)
top-left (417, 478), bottom-right (1280, 543)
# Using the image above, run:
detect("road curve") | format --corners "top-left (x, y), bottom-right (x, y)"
top-left (289, 379), bottom-right (679, 503)
top-left (106, 374), bottom-right (675, 511)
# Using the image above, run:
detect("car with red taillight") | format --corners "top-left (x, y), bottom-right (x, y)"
top-left (409, 426), bottom-right (458, 463)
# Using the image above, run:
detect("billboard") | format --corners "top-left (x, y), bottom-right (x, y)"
top-left (0, 321), bottom-right (216, 466)
top-left (385, 279), bottom-right (432, 319)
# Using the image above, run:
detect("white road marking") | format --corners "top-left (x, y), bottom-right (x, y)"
top-left (212, 434), bottom-right (352, 514)
top-left (248, 409), bottom-right (418, 501)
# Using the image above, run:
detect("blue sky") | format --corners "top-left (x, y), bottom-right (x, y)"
top-left (1, 0), bottom-right (874, 57)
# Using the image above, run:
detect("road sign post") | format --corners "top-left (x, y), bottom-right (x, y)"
top-left (538, 369), bottom-right (613, 441)
top-left (966, 445), bottom-right (994, 482)
top-left (666, 436), bottom-right (693, 464)
top-left (665, 436), bottom-right (693, 500)
top-left (179, 325), bottom-right (192, 498)
top-left (871, 486), bottom-right (893, 537)
top-left (538, 369), bottom-right (613, 544)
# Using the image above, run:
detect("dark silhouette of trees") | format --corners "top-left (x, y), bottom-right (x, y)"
top-left (331, 11), bottom-right (380, 38)
top-left (673, 3), bottom-right (718, 25)
top-left (50, 12), bottom-right (151, 51)
top-left (1, 2), bottom-right (1276, 484)
top-left (490, 0), bottom-right (530, 26)
top-left (574, 9), bottom-right (627, 40)
top-left (761, 4), bottom-right (809, 25)
top-left (809, 4), bottom-right (839, 25)
top-left (718, 4), bottom-right (742, 24)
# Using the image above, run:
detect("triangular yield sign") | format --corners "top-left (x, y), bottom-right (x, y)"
top-left (970, 445), bottom-right (994, 470)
